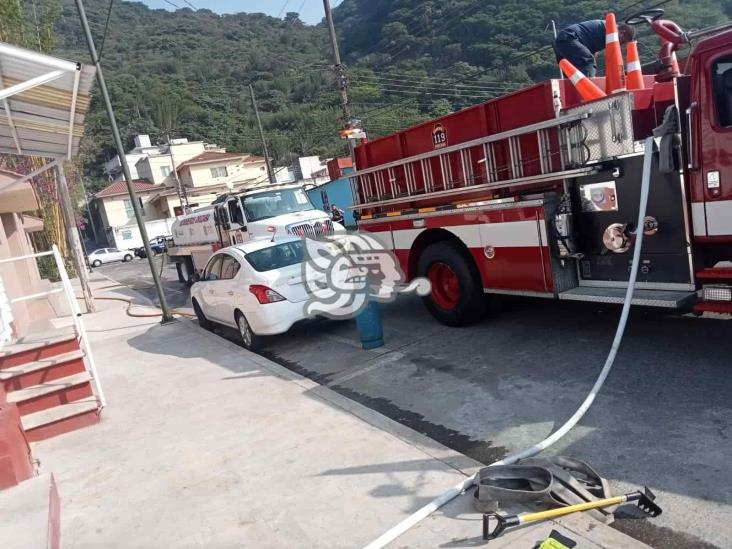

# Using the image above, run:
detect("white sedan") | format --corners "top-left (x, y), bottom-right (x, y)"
top-left (190, 237), bottom-right (314, 350)
top-left (88, 247), bottom-right (134, 267)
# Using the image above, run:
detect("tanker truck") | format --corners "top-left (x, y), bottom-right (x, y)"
top-left (168, 184), bottom-right (344, 283)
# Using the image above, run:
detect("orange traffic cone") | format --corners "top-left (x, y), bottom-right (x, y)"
top-left (605, 13), bottom-right (626, 94)
top-left (626, 41), bottom-right (644, 90)
top-left (560, 59), bottom-right (607, 101)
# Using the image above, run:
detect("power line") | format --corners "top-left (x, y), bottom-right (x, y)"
top-left (353, 74), bottom-right (521, 91)
top-left (98, 0), bottom-right (115, 60)
top-left (295, 0), bottom-right (308, 16)
top-left (163, 0), bottom-right (179, 9)
top-left (277, 0), bottom-right (290, 17)
top-left (181, 0), bottom-right (197, 9)
top-left (374, 87), bottom-right (496, 100)
top-left (354, 81), bottom-right (514, 97)
top-left (379, 6), bottom-right (475, 63)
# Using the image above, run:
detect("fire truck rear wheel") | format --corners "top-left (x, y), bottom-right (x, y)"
top-left (417, 240), bottom-right (484, 326)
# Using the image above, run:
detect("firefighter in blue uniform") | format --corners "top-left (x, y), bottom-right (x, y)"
top-left (554, 19), bottom-right (635, 77)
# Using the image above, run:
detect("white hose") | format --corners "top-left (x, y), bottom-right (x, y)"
top-left (364, 137), bottom-right (656, 549)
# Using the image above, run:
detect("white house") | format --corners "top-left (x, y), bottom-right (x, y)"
top-left (95, 139), bottom-right (270, 243)
top-left (104, 134), bottom-right (164, 181)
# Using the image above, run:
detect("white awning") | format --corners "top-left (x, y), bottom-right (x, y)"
top-left (0, 42), bottom-right (96, 159)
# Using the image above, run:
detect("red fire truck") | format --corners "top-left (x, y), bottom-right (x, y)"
top-left (351, 10), bottom-right (732, 326)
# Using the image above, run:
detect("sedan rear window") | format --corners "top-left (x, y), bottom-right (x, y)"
top-left (245, 241), bottom-right (304, 272)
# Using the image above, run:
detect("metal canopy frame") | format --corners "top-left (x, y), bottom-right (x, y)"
top-left (0, 43), bottom-right (97, 312)
top-left (0, 42), bottom-right (94, 160)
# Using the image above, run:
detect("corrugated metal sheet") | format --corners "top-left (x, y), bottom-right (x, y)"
top-left (0, 42), bottom-right (96, 158)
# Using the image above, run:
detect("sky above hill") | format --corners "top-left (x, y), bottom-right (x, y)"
top-left (140, 0), bottom-right (330, 24)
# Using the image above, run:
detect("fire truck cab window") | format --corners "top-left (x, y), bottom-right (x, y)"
top-left (241, 189), bottom-right (314, 222)
top-left (713, 55), bottom-right (732, 127)
top-left (228, 200), bottom-right (244, 225)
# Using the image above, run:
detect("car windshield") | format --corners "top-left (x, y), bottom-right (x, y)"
top-left (241, 188), bottom-right (313, 222)
top-left (244, 241), bottom-right (304, 272)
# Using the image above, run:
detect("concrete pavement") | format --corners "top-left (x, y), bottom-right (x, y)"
top-left (94, 256), bottom-right (732, 549)
top-left (27, 276), bottom-right (647, 548)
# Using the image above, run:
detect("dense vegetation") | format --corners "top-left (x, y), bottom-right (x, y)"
top-left (38, 0), bottom-right (732, 189)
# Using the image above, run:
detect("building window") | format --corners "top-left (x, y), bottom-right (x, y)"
top-left (160, 165), bottom-right (172, 177)
top-left (210, 166), bottom-right (228, 178)
top-left (123, 197), bottom-right (145, 216)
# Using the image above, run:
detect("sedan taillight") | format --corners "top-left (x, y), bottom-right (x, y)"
top-left (249, 285), bottom-right (286, 304)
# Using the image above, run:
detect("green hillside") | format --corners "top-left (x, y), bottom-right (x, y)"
top-left (12, 0), bottom-right (732, 186)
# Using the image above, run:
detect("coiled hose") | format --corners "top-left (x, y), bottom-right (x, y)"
top-left (364, 137), bottom-right (656, 549)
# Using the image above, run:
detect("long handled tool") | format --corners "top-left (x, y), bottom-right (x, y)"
top-left (483, 487), bottom-right (662, 541)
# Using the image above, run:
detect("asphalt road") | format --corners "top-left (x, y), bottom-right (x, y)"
top-left (97, 256), bottom-right (732, 549)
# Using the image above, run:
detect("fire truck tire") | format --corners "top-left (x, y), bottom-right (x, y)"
top-left (417, 241), bottom-right (483, 326)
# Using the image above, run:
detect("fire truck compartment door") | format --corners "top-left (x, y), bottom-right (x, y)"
top-left (477, 211), bottom-right (549, 293)
top-left (693, 48), bottom-right (732, 236)
top-left (572, 153), bottom-right (693, 287)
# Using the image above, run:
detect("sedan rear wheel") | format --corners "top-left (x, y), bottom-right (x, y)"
top-left (91, 259), bottom-right (102, 267)
top-left (236, 311), bottom-right (262, 352)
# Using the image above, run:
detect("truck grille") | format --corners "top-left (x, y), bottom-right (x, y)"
top-left (287, 219), bottom-right (334, 238)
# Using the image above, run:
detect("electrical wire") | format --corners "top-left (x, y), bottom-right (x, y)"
top-left (353, 80), bottom-right (518, 96)
top-left (353, 74), bottom-right (522, 91)
top-left (277, 0), bottom-right (291, 18)
top-left (360, 69), bottom-right (526, 87)
top-left (98, 0), bottom-right (115, 61)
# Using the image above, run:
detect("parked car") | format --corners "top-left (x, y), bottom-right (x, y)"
top-left (135, 236), bottom-right (173, 258)
top-left (191, 237), bottom-right (315, 351)
top-left (88, 247), bottom-right (134, 267)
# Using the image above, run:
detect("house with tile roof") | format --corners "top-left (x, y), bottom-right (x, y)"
top-left (95, 138), bottom-right (268, 245)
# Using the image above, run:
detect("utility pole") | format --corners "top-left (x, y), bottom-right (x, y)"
top-left (167, 134), bottom-right (190, 213)
top-left (323, 0), bottom-right (358, 163)
top-left (56, 162), bottom-right (95, 313)
top-left (249, 84), bottom-right (276, 185)
top-left (78, 177), bottom-right (99, 244)
top-left (74, 0), bottom-right (174, 323)
top-left (323, 0), bottom-right (350, 125)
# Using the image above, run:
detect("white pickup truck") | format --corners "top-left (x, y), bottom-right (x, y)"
top-left (168, 184), bottom-right (343, 283)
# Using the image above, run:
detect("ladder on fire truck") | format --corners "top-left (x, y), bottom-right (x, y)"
top-left (350, 107), bottom-right (607, 211)
top-left (351, 92), bottom-right (699, 310)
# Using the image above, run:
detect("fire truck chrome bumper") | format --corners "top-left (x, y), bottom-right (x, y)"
top-left (558, 287), bottom-right (697, 309)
